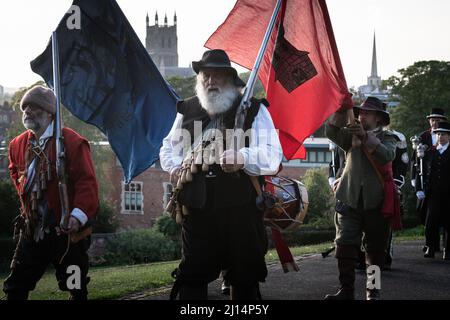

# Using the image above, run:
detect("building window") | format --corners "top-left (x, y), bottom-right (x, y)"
top-left (325, 151), bottom-right (332, 163)
top-left (317, 151), bottom-right (325, 163)
top-left (121, 181), bottom-right (144, 214)
top-left (309, 151), bottom-right (317, 163)
top-left (162, 182), bottom-right (173, 209)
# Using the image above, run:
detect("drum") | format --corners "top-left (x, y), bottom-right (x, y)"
top-left (262, 176), bottom-right (309, 231)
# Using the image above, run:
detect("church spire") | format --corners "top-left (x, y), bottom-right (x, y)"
top-left (371, 32), bottom-right (378, 77)
top-left (146, 12), bottom-right (149, 27)
top-left (164, 13), bottom-right (168, 27)
top-left (155, 11), bottom-right (159, 26)
top-left (174, 11), bottom-right (177, 26)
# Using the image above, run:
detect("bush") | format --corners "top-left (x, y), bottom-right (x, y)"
top-left (103, 229), bottom-right (181, 266)
top-left (302, 168), bottom-right (334, 228)
top-left (92, 200), bottom-right (119, 233)
top-left (0, 179), bottom-right (21, 237)
top-left (154, 214), bottom-right (181, 241)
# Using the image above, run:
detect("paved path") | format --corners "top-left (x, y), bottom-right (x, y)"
top-left (123, 241), bottom-right (450, 300)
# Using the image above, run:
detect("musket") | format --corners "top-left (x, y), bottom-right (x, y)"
top-left (52, 32), bottom-right (70, 231)
top-left (416, 143), bottom-right (427, 190)
top-left (329, 141), bottom-right (336, 178)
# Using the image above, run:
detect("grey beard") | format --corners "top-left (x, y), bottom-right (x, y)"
top-left (196, 82), bottom-right (239, 116)
top-left (23, 120), bottom-right (41, 132)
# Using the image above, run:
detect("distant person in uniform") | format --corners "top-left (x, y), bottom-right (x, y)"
top-left (415, 121), bottom-right (450, 260)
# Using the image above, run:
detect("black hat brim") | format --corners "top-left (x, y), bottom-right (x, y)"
top-left (353, 105), bottom-right (390, 125)
top-left (192, 62), bottom-right (245, 87)
top-left (426, 114), bottom-right (448, 120)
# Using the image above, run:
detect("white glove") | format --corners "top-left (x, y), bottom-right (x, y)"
top-left (328, 177), bottom-right (336, 188)
top-left (416, 191), bottom-right (425, 200)
top-left (411, 179), bottom-right (416, 188)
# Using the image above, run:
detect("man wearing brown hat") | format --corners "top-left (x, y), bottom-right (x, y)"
top-left (3, 85), bottom-right (99, 300)
top-left (415, 121), bottom-right (450, 260)
top-left (160, 49), bottom-right (282, 300)
top-left (325, 96), bottom-right (397, 300)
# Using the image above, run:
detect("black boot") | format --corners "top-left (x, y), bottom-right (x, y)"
top-left (179, 284), bottom-right (208, 300)
top-left (230, 284), bottom-right (259, 300)
top-left (365, 251), bottom-right (384, 300)
top-left (324, 245), bottom-right (357, 300)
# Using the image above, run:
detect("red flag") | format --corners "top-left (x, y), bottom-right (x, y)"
top-left (205, 0), bottom-right (353, 159)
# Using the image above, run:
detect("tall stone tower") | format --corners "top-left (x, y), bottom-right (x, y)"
top-left (367, 33), bottom-right (382, 90)
top-left (146, 12), bottom-right (178, 71)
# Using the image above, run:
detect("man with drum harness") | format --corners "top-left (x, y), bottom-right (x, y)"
top-left (160, 49), bottom-right (283, 300)
top-left (325, 97), bottom-right (398, 300)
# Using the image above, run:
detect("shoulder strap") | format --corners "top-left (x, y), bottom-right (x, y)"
top-left (361, 146), bottom-right (385, 187)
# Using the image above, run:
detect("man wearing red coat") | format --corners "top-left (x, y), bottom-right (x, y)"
top-left (3, 85), bottom-right (99, 300)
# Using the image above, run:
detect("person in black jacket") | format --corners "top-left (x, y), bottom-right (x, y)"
top-left (415, 121), bottom-right (450, 260)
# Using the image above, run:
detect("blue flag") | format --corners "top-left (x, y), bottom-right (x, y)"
top-left (31, 0), bottom-right (178, 183)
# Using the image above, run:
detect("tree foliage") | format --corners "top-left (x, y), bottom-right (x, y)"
top-left (387, 60), bottom-right (450, 140)
top-left (302, 168), bottom-right (334, 228)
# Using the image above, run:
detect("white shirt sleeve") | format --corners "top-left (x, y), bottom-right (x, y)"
top-left (159, 113), bottom-right (184, 173)
top-left (71, 208), bottom-right (88, 227)
top-left (239, 104), bottom-right (283, 176)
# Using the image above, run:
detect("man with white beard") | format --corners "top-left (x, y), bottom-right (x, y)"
top-left (160, 49), bottom-right (282, 300)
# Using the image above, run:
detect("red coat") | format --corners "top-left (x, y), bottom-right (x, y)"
top-left (8, 127), bottom-right (99, 222)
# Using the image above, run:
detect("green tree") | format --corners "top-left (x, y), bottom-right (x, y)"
top-left (387, 60), bottom-right (450, 140)
top-left (302, 168), bottom-right (334, 228)
top-left (239, 71), bottom-right (266, 99)
top-left (167, 76), bottom-right (196, 99)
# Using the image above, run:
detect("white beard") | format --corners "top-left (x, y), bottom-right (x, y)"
top-left (196, 79), bottom-right (240, 116)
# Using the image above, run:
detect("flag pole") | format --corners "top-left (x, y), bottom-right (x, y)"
top-left (237, 0), bottom-right (282, 119)
top-left (52, 31), bottom-right (70, 230)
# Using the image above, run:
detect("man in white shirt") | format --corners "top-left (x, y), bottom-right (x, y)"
top-left (160, 49), bottom-right (282, 300)
top-left (416, 121), bottom-right (450, 260)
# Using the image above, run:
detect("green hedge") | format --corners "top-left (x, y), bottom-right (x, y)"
top-left (103, 229), bottom-right (181, 266)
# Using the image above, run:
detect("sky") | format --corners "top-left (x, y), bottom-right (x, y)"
top-left (1, 0), bottom-right (450, 91)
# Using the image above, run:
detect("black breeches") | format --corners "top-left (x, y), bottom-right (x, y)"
top-left (175, 200), bottom-right (268, 288)
top-left (3, 230), bottom-right (90, 299)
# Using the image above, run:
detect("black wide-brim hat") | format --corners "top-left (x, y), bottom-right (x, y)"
top-left (427, 107), bottom-right (447, 120)
top-left (353, 96), bottom-right (390, 126)
top-left (192, 49), bottom-right (246, 87)
top-left (433, 121), bottom-right (450, 133)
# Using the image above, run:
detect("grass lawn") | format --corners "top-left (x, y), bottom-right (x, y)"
top-left (0, 230), bottom-right (424, 300)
